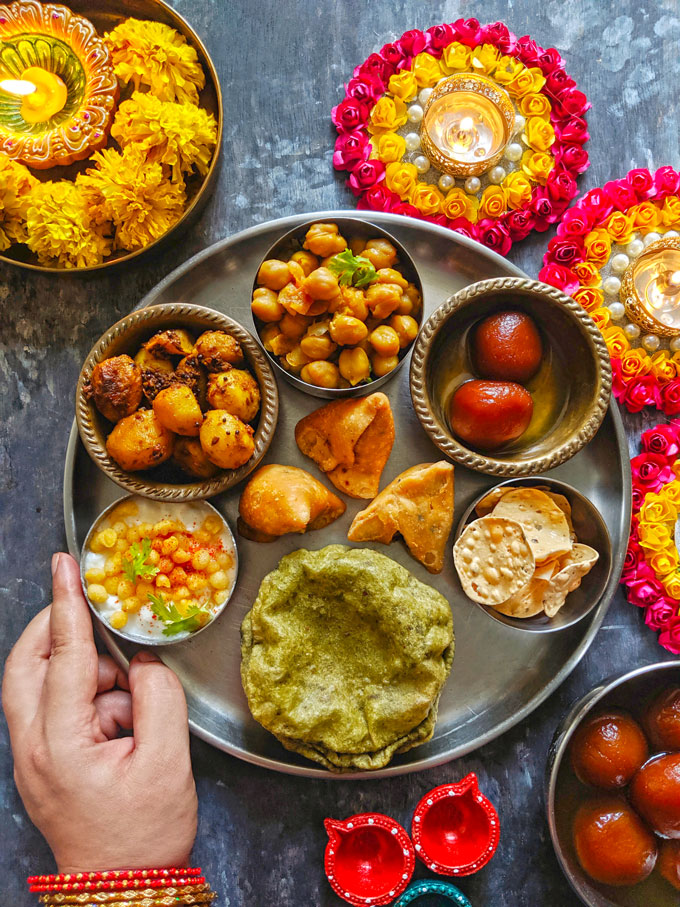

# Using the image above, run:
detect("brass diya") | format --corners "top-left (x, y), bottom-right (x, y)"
top-left (620, 237), bottom-right (680, 338)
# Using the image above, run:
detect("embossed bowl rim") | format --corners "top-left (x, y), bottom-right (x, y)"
top-left (409, 277), bottom-right (613, 476)
top-left (75, 303), bottom-right (279, 501)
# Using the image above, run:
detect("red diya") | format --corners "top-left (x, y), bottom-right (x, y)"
top-left (411, 773), bottom-right (500, 876)
top-left (324, 813), bottom-right (415, 906)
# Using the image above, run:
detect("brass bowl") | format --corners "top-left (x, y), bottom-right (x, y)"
top-left (0, 0), bottom-right (222, 274)
top-left (250, 215), bottom-right (424, 399)
top-left (410, 277), bottom-right (612, 476)
top-left (75, 303), bottom-right (279, 501)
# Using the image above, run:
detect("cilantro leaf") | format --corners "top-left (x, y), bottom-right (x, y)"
top-left (123, 538), bottom-right (160, 584)
top-left (161, 613), bottom-right (209, 636)
top-left (146, 592), bottom-right (210, 637)
top-left (327, 249), bottom-right (378, 289)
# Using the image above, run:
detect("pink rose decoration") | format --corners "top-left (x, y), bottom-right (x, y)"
top-left (516, 35), bottom-right (541, 64)
top-left (556, 117), bottom-right (589, 145)
top-left (626, 167), bottom-right (654, 199)
top-left (631, 485), bottom-right (646, 511)
top-left (481, 21), bottom-right (516, 53)
top-left (546, 69), bottom-right (576, 97)
top-left (546, 236), bottom-right (584, 267)
top-left (659, 615), bottom-right (680, 654)
top-left (578, 187), bottom-right (613, 224)
top-left (556, 206), bottom-right (591, 240)
top-left (621, 538), bottom-right (643, 584)
top-left (631, 452), bottom-right (674, 493)
top-left (392, 202), bottom-right (421, 218)
top-left (645, 598), bottom-right (677, 632)
top-left (426, 23), bottom-right (456, 51)
top-left (554, 143), bottom-right (590, 175)
top-left (332, 132), bottom-right (370, 171)
top-left (476, 219), bottom-right (511, 256)
top-left (546, 169), bottom-right (579, 204)
top-left (532, 192), bottom-right (558, 231)
top-left (654, 166), bottom-right (680, 198)
top-left (397, 28), bottom-right (429, 58)
top-left (453, 17), bottom-right (483, 47)
top-left (357, 183), bottom-right (399, 212)
top-left (604, 179), bottom-right (638, 211)
top-left (628, 576), bottom-right (666, 608)
top-left (348, 159), bottom-right (384, 195)
top-left (554, 89), bottom-right (590, 118)
top-left (536, 47), bottom-right (563, 76)
top-left (448, 217), bottom-right (476, 239)
top-left (538, 262), bottom-right (579, 295)
top-left (379, 42), bottom-right (403, 68)
top-left (623, 375), bottom-right (662, 413)
top-left (661, 379), bottom-right (680, 416)
top-left (641, 422), bottom-right (680, 459)
top-left (346, 74), bottom-right (385, 104)
top-left (611, 357), bottom-right (626, 400)
top-left (331, 97), bottom-right (371, 133)
top-left (355, 53), bottom-right (393, 85)
top-left (506, 209), bottom-right (536, 241)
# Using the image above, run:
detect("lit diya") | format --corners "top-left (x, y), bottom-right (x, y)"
top-left (0, 0), bottom-right (118, 168)
top-left (621, 237), bottom-right (680, 338)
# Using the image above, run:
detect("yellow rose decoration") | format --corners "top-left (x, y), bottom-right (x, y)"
top-left (604, 210), bottom-right (635, 245)
top-left (521, 149), bottom-right (554, 185)
top-left (601, 325), bottom-right (630, 358)
top-left (493, 56), bottom-right (524, 86)
top-left (518, 93), bottom-right (551, 118)
top-left (650, 549), bottom-right (680, 576)
top-left (574, 260), bottom-right (602, 288)
top-left (442, 187), bottom-right (478, 222)
top-left (478, 185), bottom-right (507, 219)
top-left (651, 351), bottom-right (678, 382)
top-left (641, 492), bottom-right (678, 524)
top-left (524, 117), bottom-right (555, 153)
top-left (470, 44), bottom-right (501, 76)
top-left (411, 52), bottom-right (442, 88)
top-left (384, 161), bottom-right (418, 198)
top-left (584, 228), bottom-right (612, 266)
top-left (639, 521), bottom-right (672, 550)
top-left (632, 200), bottom-right (662, 234)
top-left (590, 309), bottom-right (610, 331)
top-left (440, 42), bottom-right (471, 73)
top-left (674, 460), bottom-right (680, 480)
top-left (387, 70), bottom-right (418, 102)
top-left (368, 96), bottom-right (408, 135)
top-left (662, 572), bottom-right (680, 599)
top-left (573, 287), bottom-right (605, 312)
top-left (374, 132), bottom-right (406, 164)
top-left (662, 480), bottom-right (680, 505)
top-left (504, 66), bottom-right (546, 98)
top-left (503, 171), bottom-right (532, 210)
top-left (410, 183), bottom-right (444, 216)
top-left (661, 195), bottom-right (680, 228)
top-left (620, 349), bottom-right (652, 379)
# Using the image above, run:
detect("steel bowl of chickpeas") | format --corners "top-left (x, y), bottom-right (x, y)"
top-left (81, 495), bottom-right (238, 646)
top-left (250, 217), bottom-right (424, 398)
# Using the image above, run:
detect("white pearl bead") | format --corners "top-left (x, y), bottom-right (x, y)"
top-left (404, 132), bottom-right (421, 152)
top-left (610, 253), bottom-right (630, 275)
top-left (513, 114), bottom-right (525, 134)
top-left (666, 230), bottom-right (680, 239)
top-left (464, 176), bottom-right (481, 194)
top-left (671, 336), bottom-right (680, 352)
top-left (438, 173), bottom-right (455, 191)
top-left (488, 165), bottom-right (505, 184)
top-left (642, 333), bottom-right (661, 351)
top-left (504, 142), bottom-right (523, 163)
top-left (602, 276), bottom-right (621, 296)
top-left (407, 104), bottom-right (424, 124)
top-left (418, 88), bottom-right (433, 106)
top-left (624, 323), bottom-right (641, 340)
top-left (413, 154), bottom-right (430, 174)
top-left (644, 231), bottom-right (661, 246)
top-left (626, 239), bottom-right (644, 258)
top-left (608, 301), bottom-right (625, 320)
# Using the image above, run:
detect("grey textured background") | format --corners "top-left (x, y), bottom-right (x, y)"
top-left (2, 0), bottom-right (679, 904)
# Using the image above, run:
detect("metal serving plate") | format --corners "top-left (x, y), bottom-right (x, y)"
top-left (63, 211), bottom-right (631, 779)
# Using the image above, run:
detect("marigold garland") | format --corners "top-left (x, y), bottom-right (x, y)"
top-left (0, 156), bottom-right (37, 251)
top-left (332, 19), bottom-right (590, 254)
top-left (540, 166), bottom-right (680, 414)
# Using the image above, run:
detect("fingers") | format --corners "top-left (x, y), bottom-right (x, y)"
top-left (94, 690), bottom-right (133, 740)
top-left (128, 652), bottom-right (190, 760)
top-left (97, 655), bottom-right (130, 693)
top-left (1, 607), bottom-right (51, 743)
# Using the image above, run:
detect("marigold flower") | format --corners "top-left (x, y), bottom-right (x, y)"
top-left (25, 181), bottom-right (111, 268)
top-left (0, 154), bottom-right (36, 251)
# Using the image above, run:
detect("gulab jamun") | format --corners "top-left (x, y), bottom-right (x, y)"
top-left (645, 687), bottom-right (680, 751)
top-left (570, 710), bottom-right (649, 789)
top-left (573, 795), bottom-right (657, 887)
top-left (472, 311), bottom-right (543, 383)
top-left (658, 839), bottom-right (680, 890)
top-left (449, 380), bottom-right (533, 450)
top-left (631, 753), bottom-right (680, 839)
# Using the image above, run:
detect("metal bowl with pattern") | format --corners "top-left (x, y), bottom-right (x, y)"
top-left (410, 277), bottom-right (612, 476)
top-left (75, 303), bottom-right (279, 501)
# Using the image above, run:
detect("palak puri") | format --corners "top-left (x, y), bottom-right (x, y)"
top-left (240, 545), bottom-right (454, 772)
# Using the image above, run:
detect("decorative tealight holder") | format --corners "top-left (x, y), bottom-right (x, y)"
top-left (393, 880), bottom-right (473, 907)
top-left (411, 773), bottom-right (500, 876)
top-left (324, 813), bottom-right (415, 906)
top-left (620, 237), bottom-right (680, 338)
top-left (0, 0), bottom-right (118, 168)
top-left (420, 74), bottom-right (514, 179)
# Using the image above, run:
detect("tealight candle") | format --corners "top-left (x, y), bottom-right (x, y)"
top-left (621, 237), bottom-right (680, 337)
top-left (0, 67), bottom-right (67, 124)
top-left (420, 74), bottom-right (514, 178)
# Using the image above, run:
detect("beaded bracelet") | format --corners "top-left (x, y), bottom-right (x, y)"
top-left (28, 869), bottom-right (217, 907)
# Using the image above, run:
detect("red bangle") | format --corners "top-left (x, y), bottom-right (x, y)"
top-left (30, 877), bottom-right (205, 894)
top-left (28, 869), bottom-right (202, 884)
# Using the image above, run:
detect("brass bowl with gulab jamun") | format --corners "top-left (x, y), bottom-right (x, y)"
top-left (76, 303), bottom-right (279, 501)
top-left (410, 277), bottom-right (612, 476)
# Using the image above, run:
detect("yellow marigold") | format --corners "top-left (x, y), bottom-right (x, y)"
top-left (0, 154), bottom-right (37, 251)
top-left (573, 260), bottom-right (602, 288)
top-left (77, 147), bottom-right (186, 252)
top-left (520, 149), bottom-right (554, 185)
top-left (411, 52), bottom-right (441, 88)
top-left (573, 287), bottom-right (605, 312)
top-left (478, 185), bottom-right (507, 219)
top-left (410, 183), bottom-right (444, 216)
top-left (111, 92), bottom-right (218, 181)
top-left (638, 520), bottom-right (672, 551)
top-left (442, 187), bottom-right (478, 222)
top-left (104, 18), bottom-right (206, 105)
top-left (518, 93), bottom-right (551, 118)
top-left (25, 181), bottom-right (111, 268)
top-left (601, 325), bottom-right (630, 358)
top-left (590, 308), bottom-right (610, 331)
top-left (524, 117), bottom-right (555, 153)
top-left (649, 548), bottom-right (680, 576)
top-left (373, 132), bottom-right (406, 163)
top-left (651, 350), bottom-right (677, 382)
top-left (388, 71), bottom-right (418, 102)
top-left (440, 42), bottom-right (471, 73)
top-left (502, 171), bottom-right (532, 209)
top-left (620, 349), bottom-right (652, 379)
top-left (661, 195), bottom-right (680, 228)
top-left (384, 161), bottom-right (418, 198)
top-left (470, 44), bottom-right (501, 76)
top-left (632, 200), bottom-right (662, 234)
top-left (584, 228), bottom-right (612, 266)
top-left (367, 96), bottom-right (408, 134)
top-left (661, 571), bottom-right (680, 599)
top-left (641, 492), bottom-right (678, 525)
top-left (604, 210), bottom-right (635, 245)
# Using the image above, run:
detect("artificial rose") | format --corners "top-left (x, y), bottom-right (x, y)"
top-left (641, 492), bottom-right (678, 524)
top-left (624, 375), bottom-right (661, 413)
top-left (557, 205), bottom-right (592, 240)
top-left (391, 201), bottom-right (421, 218)
top-left (590, 309), bottom-right (610, 331)
top-left (662, 571), bottom-right (680, 599)
top-left (573, 287), bottom-right (604, 312)
top-left (387, 70), bottom-right (418, 102)
top-left (604, 179), bottom-right (638, 212)
top-left (545, 236), bottom-right (583, 268)
top-left (545, 69), bottom-right (576, 97)
top-left (348, 159), bottom-right (385, 195)
top-left (654, 166), bottom-right (680, 198)
top-left (516, 35), bottom-right (541, 63)
top-left (331, 97), bottom-right (371, 133)
top-left (661, 195), bottom-right (680, 228)
top-left (426, 23), bottom-right (456, 51)
top-left (631, 484), bottom-right (646, 511)
top-left (554, 143), bottom-right (590, 175)
top-left (535, 47), bottom-right (563, 76)
top-left (524, 117), bottom-right (555, 153)
top-left (411, 52), bottom-right (442, 87)
top-left (555, 88), bottom-right (590, 117)
top-left (373, 132), bottom-right (406, 164)
top-left (622, 539), bottom-right (642, 584)
top-left (645, 598), bottom-right (677, 632)
top-left (583, 228), bottom-right (611, 266)
top-left (384, 161), bottom-right (418, 198)
top-left (518, 92), bottom-right (551, 118)
top-left (379, 43), bottom-right (403, 69)
top-left (662, 379), bottom-right (680, 416)
top-left (448, 217), bottom-right (476, 239)
top-left (410, 183), bottom-right (444, 216)
top-left (346, 74), bottom-right (385, 104)
top-left (601, 326), bottom-right (630, 359)
top-left (611, 355), bottom-right (625, 400)
top-left (626, 167), bottom-right (654, 198)
top-left (493, 56), bottom-right (524, 86)
top-left (453, 17), bottom-right (483, 47)
top-left (476, 218), bottom-right (512, 256)
top-left (650, 351), bottom-right (678, 383)
top-left (663, 479), bottom-right (680, 505)
top-left (620, 349), bottom-right (652, 379)
top-left (469, 43), bottom-right (501, 76)
top-left (333, 132), bottom-right (370, 171)
top-left (480, 21), bottom-right (516, 54)
top-left (503, 171), bottom-right (533, 210)
top-left (478, 185), bottom-right (507, 219)
top-left (357, 183), bottom-right (401, 212)
top-left (650, 549), bottom-right (680, 577)
top-left (556, 116), bottom-right (589, 145)
top-left (632, 200), bottom-right (662, 233)
top-left (641, 422), bottom-right (680, 458)
top-left (367, 96), bottom-right (408, 134)
top-left (573, 260), bottom-right (602, 287)
top-left (505, 208), bottom-right (536, 240)
top-left (578, 187), bottom-right (612, 224)
top-left (532, 191), bottom-right (560, 230)
top-left (631, 452), bottom-right (675, 493)
top-left (505, 66), bottom-right (545, 98)
top-left (659, 615), bottom-right (680, 654)
top-left (397, 29), bottom-right (429, 59)
top-left (442, 187), bottom-right (478, 222)
top-left (356, 53), bottom-right (394, 86)
top-left (440, 41), bottom-right (471, 73)
top-left (627, 576), bottom-right (666, 607)
top-left (538, 262), bottom-right (579, 295)
top-left (521, 149), bottom-right (554, 185)
top-left (638, 520), bottom-right (672, 551)
top-left (604, 210), bottom-right (635, 245)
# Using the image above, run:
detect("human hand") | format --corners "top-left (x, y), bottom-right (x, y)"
top-left (2, 552), bottom-right (198, 872)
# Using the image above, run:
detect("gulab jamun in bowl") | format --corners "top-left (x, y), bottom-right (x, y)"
top-left (410, 277), bottom-right (612, 476)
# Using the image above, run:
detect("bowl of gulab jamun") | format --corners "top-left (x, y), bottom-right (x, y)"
top-left (409, 277), bottom-right (612, 476)
top-left (547, 660), bottom-right (680, 906)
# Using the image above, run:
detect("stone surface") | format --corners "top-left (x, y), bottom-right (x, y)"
top-left (1, 0), bottom-right (678, 904)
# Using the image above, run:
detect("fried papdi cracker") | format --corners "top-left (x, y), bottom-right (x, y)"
top-left (294, 392), bottom-right (395, 499)
top-left (475, 486), bottom-right (511, 517)
top-left (348, 461), bottom-right (454, 574)
top-left (542, 543), bottom-right (599, 617)
top-left (494, 577), bottom-right (549, 619)
top-left (492, 488), bottom-right (572, 565)
top-left (453, 516), bottom-right (535, 605)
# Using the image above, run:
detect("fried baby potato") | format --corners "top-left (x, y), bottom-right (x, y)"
top-left (145, 328), bottom-right (195, 358)
top-left (238, 464), bottom-right (346, 541)
top-left (453, 516), bottom-right (535, 605)
top-left (134, 345), bottom-right (175, 402)
top-left (87, 354), bottom-right (142, 423)
top-left (200, 409), bottom-right (254, 469)
top-left (152, 384), bottom-right (203, 436)
top-left (194, 331), bottom-right (244, 371)
top-left (207, 369), bottom-right (261, 422)
top-left (106, 410), bottom-right (174, 472)
top-left (348, 462), bottom-right (454, 573)
top-left (492, 488), bottom-right (572, 564)
top-left (173, 436), bottom-right (220, 479)
top-left (174, 353), bottom-right (208, 408)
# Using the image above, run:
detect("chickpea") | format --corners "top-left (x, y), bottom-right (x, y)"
top-left (257, 259), bottom-right (291, 291)
top-left (371, 352), bottom-right (399, 378)
top-left (299, 334), bottom-right (337, 360)
top-left (303, 223), bottom-right (348, 257)
top-left (302, 267), bottom-right (340, 301)
top-left (375, 267), bottom-right (408, 289)
top-left (389, 314), bottom-right (419, 348)
top-left (290, 249), bottom-right (318, 276)
top-left (251, 287), bottom-right (285, 323)
top-left (349, 237), bottom-right (367, 255)
top-left (369, 325), bottom-right (401, 357)
top-left (329, 314), bottom-right (368, 346)
top-left (338, 348), bottom-right (371, 386)
top-left (279, 312), bottom-right (309, 339)
top-left (300, 360), bottom-right (342, 389)
top-left (399, 282), bottom-right (422, 316)
top-left (361, 238), bottom-right (398, 270)
top-left (339, 286), bottom-right (369, 321)
top-left (326, 293), bottom-right (343, 314)
top-left (366, 283), bottom-right (403, 320)
top-left (284, 344), bottom-right (312, 372)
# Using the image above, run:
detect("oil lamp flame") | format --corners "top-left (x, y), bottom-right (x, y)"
top-left (621, 237), bottom-right (680, 337)
top-left (0, 78), bottom-right (37, 97)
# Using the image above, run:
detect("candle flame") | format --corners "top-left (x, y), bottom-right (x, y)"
top-left (670, 270), bottom-right (680, 287)
top-left (0, 78), bottom-right (37, 97)
top-left (459, 116), bottom-right (474, 132)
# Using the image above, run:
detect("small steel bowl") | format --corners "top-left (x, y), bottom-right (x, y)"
top-left (410, 277), bottom-right (612, 476)
top-left (546, 661), bottom-right (680, 907)
top-left (80, 493), bottom-right (238, 647)
top-left (76, 303), bottom-right (279, 501)
top-left (454, 477), bottom-right (613, 633)
top-left (250, 215), bottom-right (424, 399)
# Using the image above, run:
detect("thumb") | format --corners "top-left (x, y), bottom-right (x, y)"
top-left (128, 652), bottom-right (190, 760)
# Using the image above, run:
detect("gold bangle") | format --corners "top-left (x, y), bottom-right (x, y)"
top-left (42, 899), bottom-right (216, 907)
top-left (40, 888), bottom-right (215, 907)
